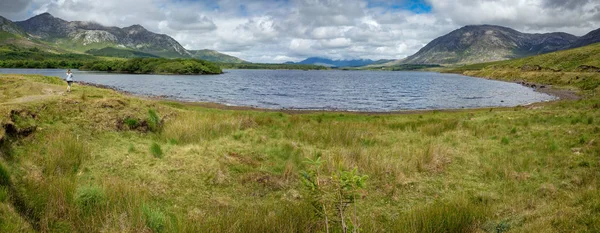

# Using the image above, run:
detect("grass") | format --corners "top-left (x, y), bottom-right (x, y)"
top-left (150, 142), bottom-right (163, 158)
top-left (0, 72), bottom-right (598, 232)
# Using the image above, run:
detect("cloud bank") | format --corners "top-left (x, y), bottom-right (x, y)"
top-left (1, 0), bottom-right (599, 62)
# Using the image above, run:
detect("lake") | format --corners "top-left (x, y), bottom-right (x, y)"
top-left (0, 68), bottom-right (555, 112)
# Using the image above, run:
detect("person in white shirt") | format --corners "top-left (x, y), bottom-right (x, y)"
top-left (65, 69), bottom-right (74, 92)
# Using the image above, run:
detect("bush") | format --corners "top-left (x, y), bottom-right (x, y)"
top-left (150, 142), bottom-right (163, 158)
top-left (124, 118), bottom-right (139, 129)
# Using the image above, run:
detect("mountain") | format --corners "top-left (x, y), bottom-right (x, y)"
top-left (0, 15), bottom-right (26, 36)
top-left (14, 13), bottom-right (190, 57)
top-left (294, 57), bottom-right (393, 67)
top-left (569, 28), bottom-right (600, 49)
top-left (188, 49), bottom-right (247, 63)
top-left (399, 25), bottom-right (578, 65)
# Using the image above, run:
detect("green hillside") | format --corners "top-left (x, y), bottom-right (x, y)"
top-left (189, 49), bottom-right (247, 63)
top-left (454, 42), bottom-right (600, 72)
top-left (0, 45), bottom-right (98, 69)
top-left (447, 43), bottom-right (600, 92)
top-left (86, 47), bottom-right (159, 58)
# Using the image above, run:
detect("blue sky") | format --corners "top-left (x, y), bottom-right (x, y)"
top-left (1, 0), bottom-right (599, 63)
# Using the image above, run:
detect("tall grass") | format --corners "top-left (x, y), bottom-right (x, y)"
top-left (393, 199), bottom-right (488, 233)
top-left (162, 112), bottom-right (258, 144)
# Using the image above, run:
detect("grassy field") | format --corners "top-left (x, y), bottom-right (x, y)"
top-left (0, 63), bottom-right (599, 232)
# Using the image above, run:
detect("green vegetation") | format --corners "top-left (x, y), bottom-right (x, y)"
top-left (189, 49), bottom-right (247, 63)
top-left (455, 42), bottom-right (600, 72)
top-left (0, 69), bottom-right (598, 232)
top-left (218, 62), bottom-right (328, 70)
top-left (444, 43), bottom-right (600, 93)
top-left (86, 47), bottom-right (159, 58)
top-left (0, 45), bottom-right (221, 75)
top-left (0, 45), bottom-right (97, 69)
top-left (80, 58), bottom-right (223, 74)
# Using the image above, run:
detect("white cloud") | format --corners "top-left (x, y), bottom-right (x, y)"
top-left (0, 0), bottom-right (599, 63)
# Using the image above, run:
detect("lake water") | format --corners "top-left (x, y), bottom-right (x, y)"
top-left (0, 68), bottom-right (555, 112)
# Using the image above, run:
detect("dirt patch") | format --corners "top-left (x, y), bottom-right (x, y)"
top-left (533, 86), bottom-right (580, 100)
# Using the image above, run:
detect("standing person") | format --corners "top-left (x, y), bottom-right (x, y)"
top-left (65, 69), bottom-right (74, 92)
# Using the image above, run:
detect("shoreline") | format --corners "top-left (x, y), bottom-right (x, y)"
top-left (77, 74), bottom-right (579, 115)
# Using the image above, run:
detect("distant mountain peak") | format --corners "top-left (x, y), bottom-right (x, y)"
top-left (124, 24), bottom-right (146, 30)
top-left (29, 12), bottom-right (62, 22)
top-left (400, 24), bottom-right (578, 65)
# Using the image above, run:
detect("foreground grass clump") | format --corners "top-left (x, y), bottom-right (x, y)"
top-left (150, 142), bottom-right (163, 158)
top-left (75, 186), bottom-right (106, 213)
top-left (0, 74), bottom-right (598, 232)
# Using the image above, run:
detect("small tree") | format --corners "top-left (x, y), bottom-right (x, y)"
top-left (301, 156), bottom-right (368, 233)
top-left (335, 168), bottom-right (368, 233)
top-left (301, 156), bottom-right (330, 233)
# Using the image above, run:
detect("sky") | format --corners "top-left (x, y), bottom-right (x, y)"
top-left (1, 0), bottom-right (600, 63)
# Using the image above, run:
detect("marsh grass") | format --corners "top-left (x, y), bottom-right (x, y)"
top-left (394, 198), bottom-right (488, 233)
top-left (142, 204), bottom-right (167, 233)
top-left (0, 74), bottom-right (599, 232)
top-left (74, 186), bottom-right (106, 214)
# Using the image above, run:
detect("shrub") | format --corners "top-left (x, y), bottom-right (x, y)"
top-left (150, 142), bottom-right (163, 158)
top-left (75, 186), bottom-right (106, 213)
top-left (124, 118), bottom-right (139, 129)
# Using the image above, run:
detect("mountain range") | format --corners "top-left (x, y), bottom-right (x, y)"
top-left (289, 57), bottom-right (394, 67)
top-left (394, 25), bottom-right (600, 65)
top-left (0, 13), bottom-right (246, 63)
top-left (2, 13), bottom-right (600, 66)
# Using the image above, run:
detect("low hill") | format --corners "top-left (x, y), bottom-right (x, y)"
top-left (455, 42), bottom-right (600, 72)
top-left (188, 49), bottom-right (247, 63)
top-left (86, 47), bottom-right (159, 58)
top-left (449, 42), bottom-right (600, 91)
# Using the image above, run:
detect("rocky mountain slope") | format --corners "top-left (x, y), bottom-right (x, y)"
top-left (0, 13), bottom-right (246, 62)
top-left (569, 28), bottom-right (600, 49)
top-left (400, 25), bottom-right (579, 65)
top-left (0, 15), bottom-right (27, 36)
top-left (15, 13), bottom-right (190, 58)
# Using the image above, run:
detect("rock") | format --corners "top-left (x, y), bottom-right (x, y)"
top-left (575, 65), bottom-right (600, 72)
top-left (521, 65), bottom-right (543, 72)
